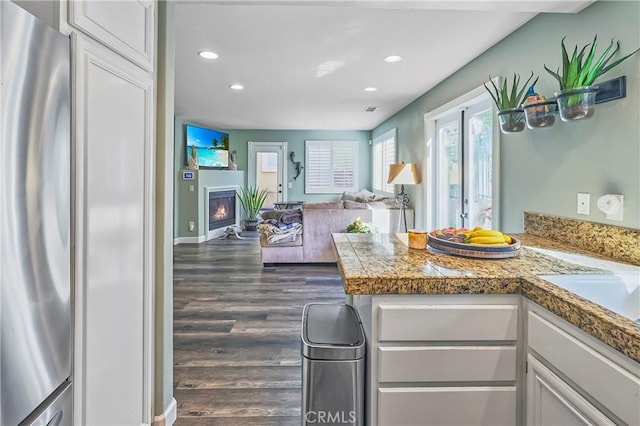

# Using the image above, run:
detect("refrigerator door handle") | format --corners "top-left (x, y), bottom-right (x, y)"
top-left (46, 411), bottom-right (64, 426)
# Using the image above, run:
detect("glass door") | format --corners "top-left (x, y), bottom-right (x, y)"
top-left (248, 142), bottom-right (287, 209)
top-left (434, 96), bottom-right (495, 230)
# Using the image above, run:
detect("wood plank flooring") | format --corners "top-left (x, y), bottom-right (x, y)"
top-left (173, 238), bottom-right (346, 425)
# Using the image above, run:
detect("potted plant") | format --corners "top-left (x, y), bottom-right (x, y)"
top-left (545, 35), bottom-right (640, 121)
top-left (238, 185), bottom-right (269, 231)
top-left (484, 72), bottom-right (538, 133)
top-left (346, 218), bottom-right (374, 234)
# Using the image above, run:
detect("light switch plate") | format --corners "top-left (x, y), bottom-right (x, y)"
top-left (577, 193), bottom-right (590, 215)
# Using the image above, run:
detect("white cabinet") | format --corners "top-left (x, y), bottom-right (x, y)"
top-left (354, 294), bottom-right (521, 426)
top-left (526, 303), bottom-right (640, 426)
top-left (527, 355), bottom-right (614, 426)
top-left (378, 386), bottom-right (516, 426)
top-left (68, 0), bottom-right (155, 71)
top-left (378, 304), bottom-right (518, 341)
top-left (72, 31), bottom-right (155, 425)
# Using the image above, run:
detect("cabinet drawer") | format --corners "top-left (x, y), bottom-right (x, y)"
top-left (378, 386), bottom-right (516, 426)
top-left (378, 304), bottom-right (518, 341)
top-left (378, 346), bottom-right (516, 383)
top-left (528, 311), bottom-right (640, 425)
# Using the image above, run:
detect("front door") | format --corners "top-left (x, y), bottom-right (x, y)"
top-left (248, 141), bottom-right (288, 209)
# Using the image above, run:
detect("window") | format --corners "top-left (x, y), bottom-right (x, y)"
top-left (372, 128), bottom-right (396, 194)
top-left (305, 140), bottom-right (359, 193)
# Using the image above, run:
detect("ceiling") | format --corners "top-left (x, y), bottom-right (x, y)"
top-left (174, 1), bottom-right (593, 131)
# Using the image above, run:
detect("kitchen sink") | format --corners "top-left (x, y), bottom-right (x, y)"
top-left (538, 273), bottom-right (640, 322)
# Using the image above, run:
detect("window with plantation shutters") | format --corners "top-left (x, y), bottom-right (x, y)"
top-left (305, 140), bottom-right (359, 193)
top-left (372, 128), bottom-right (396, 194)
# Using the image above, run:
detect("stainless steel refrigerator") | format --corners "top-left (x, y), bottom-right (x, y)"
top-left (1, 2), bottom-right (72, 425)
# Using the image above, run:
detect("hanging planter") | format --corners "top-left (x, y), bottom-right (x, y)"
top-left (545, 35), bottom-right (639, 122)
top-left (497, 108), bottom-right (526, 133)
top-left (484, 72), bottom-right (538, 135)
top-left (522, 98), bottom-right (558, 128)
top-left (555, 86), bottom-right (598, 122)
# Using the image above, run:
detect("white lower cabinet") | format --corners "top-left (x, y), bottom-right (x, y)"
top-left (353, 294), bottom-right (521, 426)
top-left (526, 355), bottom-right (614, 425)
top-left (352, 295), bottom-right (640, 426)
top-left (526, 303), bottom-right (640, 426)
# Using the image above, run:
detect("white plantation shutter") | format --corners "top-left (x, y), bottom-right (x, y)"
top-left (372, 128), bottom-right (396, 194)
top-left (305, 140), bottom-right (359, 193)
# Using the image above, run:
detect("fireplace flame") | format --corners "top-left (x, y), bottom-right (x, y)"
top-left (213, 205), bottom-right (227, 220)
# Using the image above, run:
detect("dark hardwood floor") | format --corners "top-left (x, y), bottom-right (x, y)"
top-left (173, 238), bottom-right (346, 425)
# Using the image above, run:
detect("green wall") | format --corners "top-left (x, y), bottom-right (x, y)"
top-left (174, 120), bottom-right (372, 238)
top-left (373, 0), bottom-right (640, 232)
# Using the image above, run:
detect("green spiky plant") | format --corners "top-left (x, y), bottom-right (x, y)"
top-left (484, 72), bottom-right (539, 111)
top-left (238, 185), bottom-right (269, 220)
top-left (545, 35), bottom-right (640, 92)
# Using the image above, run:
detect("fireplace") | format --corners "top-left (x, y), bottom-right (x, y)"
top-left (209, 190), bottom-right (236, 230)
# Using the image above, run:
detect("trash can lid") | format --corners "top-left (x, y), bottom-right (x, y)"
top-left (301, 304), bottom-right (365, 360)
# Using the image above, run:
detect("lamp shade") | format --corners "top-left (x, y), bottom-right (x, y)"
top-left (387, 163), bottom-right (419, 185)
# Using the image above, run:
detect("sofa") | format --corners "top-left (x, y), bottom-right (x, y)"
top-left (259, 199), bottom-right (413, 264)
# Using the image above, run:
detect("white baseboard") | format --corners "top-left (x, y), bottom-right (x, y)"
top-left (152, 397), bottom-right (177, 426)
top-left (173, 236), bottom-right (205, 245)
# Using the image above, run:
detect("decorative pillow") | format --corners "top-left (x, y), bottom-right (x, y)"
top-left (341, 189), bottom-right (377, 203)
top-left (366, 201), bottom-right (390, 209)
top-left (344, 200), bottom-right (368, 209)
top-left (302, 201), bottom-right (344, 209)
top-left (341, 191), bottom-right (362, 202)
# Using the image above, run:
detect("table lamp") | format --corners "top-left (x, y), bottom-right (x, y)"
top-left (387, 162), bottom-right (420, 232)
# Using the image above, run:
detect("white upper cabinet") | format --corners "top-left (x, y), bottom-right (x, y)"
top-left (68, 0), bottom-right (155, 71)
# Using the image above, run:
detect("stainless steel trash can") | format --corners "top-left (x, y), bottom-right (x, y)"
top-left (301, 303), bottom-right (365, 426)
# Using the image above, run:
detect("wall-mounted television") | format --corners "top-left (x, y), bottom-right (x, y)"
top-left (185, 124), bottom-right (230, 169)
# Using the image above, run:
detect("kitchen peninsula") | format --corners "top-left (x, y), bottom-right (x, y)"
top-left (333, 213), bottom-right (640, 426)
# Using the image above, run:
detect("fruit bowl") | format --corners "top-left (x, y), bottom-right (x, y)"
top-left (427, 228), bottom-right (521, 259)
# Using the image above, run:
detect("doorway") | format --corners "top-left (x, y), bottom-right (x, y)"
top-left (248, 142), bottom-right (288, 209)
top-left (425, 85), bottom-right (500, 230)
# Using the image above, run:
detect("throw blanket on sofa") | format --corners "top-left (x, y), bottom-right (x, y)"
top-left (261, 208), bottom-right (302, 224)
top-left (257, 222), bottom-right (302, 245)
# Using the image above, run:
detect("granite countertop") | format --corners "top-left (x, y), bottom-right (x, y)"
top-left (332, 231), bottom-right (640, 363)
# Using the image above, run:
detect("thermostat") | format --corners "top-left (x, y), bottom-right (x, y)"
top-left (182, 171), bottom-right (195, 180)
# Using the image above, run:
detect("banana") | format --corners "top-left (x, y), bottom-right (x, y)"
top-left (466, 229), bottom-right (503, 239)
top-left (503, 234), bottom-right (512, 244)
top-left (466, 236), bottom-right (507, 245)
top-left (469, 242), bottom-right (508, 247)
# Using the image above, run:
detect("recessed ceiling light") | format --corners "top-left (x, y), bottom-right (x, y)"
top-left (198, 51), bottom-right (218, 60)
top-left (383, 55), bottom-right (402, 63)
top-left (364, 87), bottom-right (377, 92)
top-left (229, 84), bottom-right (244, 90)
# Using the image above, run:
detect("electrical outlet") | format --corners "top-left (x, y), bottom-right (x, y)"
top-left (189, 221), bottom-right (195, 232)
top-left (577, 193), bottom-right (590, 215)
top-left (288, 182), bottom-right (292, 189)
top-left (189, 184), bottom-right (194, 192)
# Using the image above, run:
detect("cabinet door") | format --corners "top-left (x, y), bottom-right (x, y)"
top-left (528, 310), bottom-right (640, 424)
top-left (526, 355), bottom-right (614, 426)
top-left (69, 0), bottom-right (155, 71)
top-left (72, 33), bottom-right (154, 425)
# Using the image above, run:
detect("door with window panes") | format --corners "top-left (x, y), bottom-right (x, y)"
top-left (435, 96), bottom-right (495, 230)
